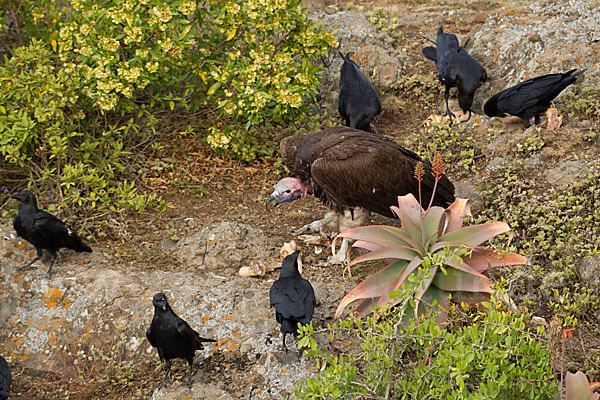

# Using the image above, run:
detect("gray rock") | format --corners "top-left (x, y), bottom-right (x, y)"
top-left (545, 160), bottom-right (587, 187)
top-left (471, 0), bottom-right (599, 106)
top-left (579, 254), bottom-right (600, 283)
top-left (309, 11), bottom-right (411, 104)
top-left (175, 222), bottom-right (277, 271)
top-left (455, 181), bottom-right (483, 215)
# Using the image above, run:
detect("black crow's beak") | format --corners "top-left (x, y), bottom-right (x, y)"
top-left (10, 193), bottom-right (20, 201)
top-left (265, 191), bottom-right (279, 212)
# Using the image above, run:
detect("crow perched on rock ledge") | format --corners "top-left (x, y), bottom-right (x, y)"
top-left (11, 190), bottom-right (92, 277)
top-left (146, 293), bottom-right (216, 389)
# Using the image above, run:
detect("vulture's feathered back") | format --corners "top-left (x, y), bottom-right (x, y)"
top-left (269, 126), bottom-right (455, 217)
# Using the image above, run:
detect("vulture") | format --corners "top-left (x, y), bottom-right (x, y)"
top-left (423, 27), bottom-right (487, 124)
top-left (269, 250), bottom-right (315, 352)
top-left (11, 190), bottom-right (92, 277)
top-left (337, 51), bottom-right (381, 132)
top-left (484, 69), bottom-right (585, 127)
top-left (146, 293), bottom-right (216, 389)
top-left (266, 126), bottom-right (456, 261)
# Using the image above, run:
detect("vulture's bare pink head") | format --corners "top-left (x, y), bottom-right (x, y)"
top-left (266, 177), bottom-right (308, 211)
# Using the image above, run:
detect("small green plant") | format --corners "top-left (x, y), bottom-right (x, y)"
top-left (513, 131), bottom-right (545, 154)
top-left (404, 117), bottom-right (482, 176)
top-left (295, 293), bottom-right (555, 399)
top-left (334, 158), bottom-right (528, 321)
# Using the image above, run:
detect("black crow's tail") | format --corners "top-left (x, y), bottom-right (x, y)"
top-left (68, 241), bottom-right (92, 253)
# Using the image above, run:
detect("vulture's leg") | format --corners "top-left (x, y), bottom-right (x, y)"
top-left (295, 211), bottom-right (337, 238)
top-left (16, 247), bottom-right (43, 272)
top-left (332, 237), bottom-right (354, 274)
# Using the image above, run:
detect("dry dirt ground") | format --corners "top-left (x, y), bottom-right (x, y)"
top-left (3, 0), bottom-right (572, 398)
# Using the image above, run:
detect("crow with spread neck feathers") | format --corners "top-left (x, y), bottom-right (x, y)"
top-left (484, 69), bottom-right (585, 127)
top-left (11, 190), bottom-right (92, 277)
top-left (269, 251), bottom-right (315, 352)
top-left (337, 51), bottom-right (381, 132)
top-left (146, 293), bottom-right (216, 389)
top-left (423, 27), bottom-right (487, 124)
top-left (0, 356), bottom-right (11, 400)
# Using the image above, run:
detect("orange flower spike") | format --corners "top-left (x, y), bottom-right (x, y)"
top-left (414, 161), bottom-right (425, 183)
top-left (562, 328), bottom-right (574, 339)
top-left (432, 153), bottom-right (445, 181)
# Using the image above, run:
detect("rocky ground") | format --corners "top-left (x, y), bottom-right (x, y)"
top-left (1, 0), bottom-right (599, 399)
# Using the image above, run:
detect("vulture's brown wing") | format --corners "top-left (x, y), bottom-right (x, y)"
top-left (310, 136), bottom-right (448, 218)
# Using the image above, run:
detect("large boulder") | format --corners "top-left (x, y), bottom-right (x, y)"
top-left (471, 0), bottom-right (599, 104)
top-left (175, 222), bottom-right (278, 271)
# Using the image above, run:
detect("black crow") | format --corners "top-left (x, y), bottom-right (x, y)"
top-left (484, 69), bottom-right (585, 127)
top-left (0, 356), bottom-right (11, 400)
top-left (146, 293), bottom-right (216, 389)
top-left (337, 51), bottom-right (381, 132)
top-left (269, 251), bottom-right (316, 351)
top-left (423, 27), bottom-right (487, 124)
top-left (11, 190), bottom-right (92, 276)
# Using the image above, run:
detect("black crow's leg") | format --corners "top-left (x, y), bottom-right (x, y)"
top-left (157, 359), bottom-right (171, 390)
top-left (534, 115), bottom-right (541, 125)
top-left (522, 118), bottom-right (532, 128)
top-left (444, 86), bottom-right (456, 125)
top-left (16, 248), bottom-right (43, 271)
top-left (283, 332), bottom-right (288, 354)
top-left (186, 358), bottom-right (193, 386)
top-left (466, 109), bottom-right (472, 122)
top-left (46, 251), bottom-right (57, 277)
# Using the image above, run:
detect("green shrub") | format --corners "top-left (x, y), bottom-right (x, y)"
top-left (295, 293), bottom-right (555, 399)
top-left (0, 40), bottom-right (163, 214)
top-left (58, 0), bottom-right (336, 160)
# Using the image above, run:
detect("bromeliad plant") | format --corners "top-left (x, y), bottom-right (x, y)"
top-left (334, 157), bottom-right (528, 321)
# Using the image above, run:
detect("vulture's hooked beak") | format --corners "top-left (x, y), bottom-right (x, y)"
top-left (265, 191), bottom-right (280, 212)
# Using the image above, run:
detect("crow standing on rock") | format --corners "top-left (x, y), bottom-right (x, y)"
top-left (0, 355), bottom-right (11, 400)
top-left (423, 26), bottom-right (487, 123)
top-left (146, 293), bottom-right (216, 389)
top-left (11, 190), bottom-right (92, 277)
top-left (484, 69), bottom-right (585, 127)
top-left (269, 250), bottom-right (316, 352)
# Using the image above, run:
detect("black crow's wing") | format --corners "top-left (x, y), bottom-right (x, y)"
top-left (270, 280), bottom-right (306, 320)
top-left (176, 318), bottom-right (201, 348)
top-left (300, 280), bottom-right (316, 325)
top-left (146, 325), bottom-right (157, 348)
top-left (422, 46), bottom-right (436, 61)
top-left (34, 212), bottom-right (91, 252)
top-left (494, 73), bottom-right (570, 115)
